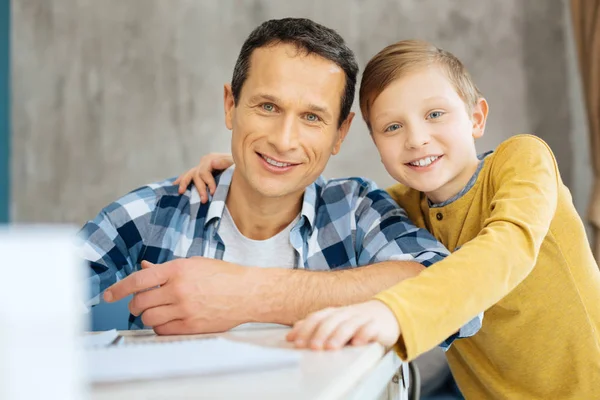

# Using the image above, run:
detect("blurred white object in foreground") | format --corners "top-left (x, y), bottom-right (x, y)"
top-left (0, 226), bottom-right (88, 400)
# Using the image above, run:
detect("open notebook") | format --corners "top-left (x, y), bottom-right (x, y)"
top-left (85, 337), bottom-right (301, 383)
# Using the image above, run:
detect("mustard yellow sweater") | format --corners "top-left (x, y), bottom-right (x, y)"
top-left (375, 135), bottom-right (600, 399)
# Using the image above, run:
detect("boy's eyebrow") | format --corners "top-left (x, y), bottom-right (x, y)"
top-left (370, 96), bottom-right (454, 125)
top-left (423, 95), bottom-right (452, 103)
top-left (372, 111), bottom-right (395, 124)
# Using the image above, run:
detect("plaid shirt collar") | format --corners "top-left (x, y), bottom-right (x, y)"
top-left (205, 166), bottom-right (317, 233)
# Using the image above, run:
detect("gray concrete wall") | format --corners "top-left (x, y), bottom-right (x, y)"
top-left (12, 0), bottom-right (587, 225)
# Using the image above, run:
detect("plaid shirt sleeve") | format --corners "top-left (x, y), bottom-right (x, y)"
top-left (348, 180), bottom-right (482, 346)
top-left (349, 183), bottom-right (449, 266)
top-left (74, 185), bottom-right (158, 308)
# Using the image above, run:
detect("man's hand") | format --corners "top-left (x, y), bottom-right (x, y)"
top-left (103, 258), bottom-right (255, 335)
top-left (286, 300), bottom-right (401, 350)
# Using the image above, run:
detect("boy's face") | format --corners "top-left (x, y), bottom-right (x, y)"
top-left (369, 66), bottom-right (488, 203)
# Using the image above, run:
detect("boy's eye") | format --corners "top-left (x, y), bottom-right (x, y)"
top-left (385, 123), bottom-right (402, 132)
top-left (305, 113), bottom-right (321, 122)
top-left (262, 103), bottom-right (276, 112)
top-left (428, 111), bottom-right (444, 119)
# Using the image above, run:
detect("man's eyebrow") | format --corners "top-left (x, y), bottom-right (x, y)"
top-left (248, 94), bottom-right (333, 120)
top-left (307, 103), bottom-right (332, 119)
top-left (248, 94), bottom-right (281, 104)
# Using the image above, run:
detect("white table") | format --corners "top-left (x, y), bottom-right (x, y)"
top-left (91, 327), bottom-right (410, 400)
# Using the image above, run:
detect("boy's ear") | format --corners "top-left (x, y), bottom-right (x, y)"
top-left (471, 98), bottom-right (489, 139)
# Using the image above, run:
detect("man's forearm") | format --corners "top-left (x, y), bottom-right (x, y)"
top-left (247, 261), bottom-right (425, 325)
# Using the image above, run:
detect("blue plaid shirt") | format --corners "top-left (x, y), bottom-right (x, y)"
top-left (76, 167), bottom-right (482, 346)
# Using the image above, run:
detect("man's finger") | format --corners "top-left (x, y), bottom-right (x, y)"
top-left (141, 305), bottom-right (182, 328)
top-left (104, 266), bottom-right (168, 302)
top-left (128, 286), bottom-right (173, 316)
top-left (153, 319), bottom-right (191, 336)
top-left (140, 260), bottom-right (154, 269)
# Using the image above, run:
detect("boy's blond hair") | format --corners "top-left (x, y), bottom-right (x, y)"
top-left (359, 40), bottom-right (482, 129)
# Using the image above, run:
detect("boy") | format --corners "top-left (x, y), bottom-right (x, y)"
top-left (176, 40), bottom-right (600, 399)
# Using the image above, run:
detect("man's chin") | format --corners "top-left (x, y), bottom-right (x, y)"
top-left (248, 178), bottom-right (307, 200)
top-left (253, 186), bottom-right (302, 199)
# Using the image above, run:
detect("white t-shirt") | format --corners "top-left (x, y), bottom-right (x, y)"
top-left (218, 207), bottom-right (300, 330)
top-left (219, 207), bottom-right (299, 269)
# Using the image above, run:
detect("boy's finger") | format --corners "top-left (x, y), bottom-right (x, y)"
top-left (199, 171), bottom-right (217, 195)
top-left (213, 158), bottom-right (232, 170)
top-left (177, 174), bottom-right (192, 194)
top-left (192, 176), bottom-right (208, 203)
top-left (291, 308), bottom-right (336, 347)
top-left (326, 318), bottom-right (369, 350)
top-left (350, 322), bottom-right (378, 346)
top-left (309, 312), bottom-right (350, 350)
top-left (178, 182), bottom-right (187, 194)
top-left (286, 320), bottom-right (304, 342)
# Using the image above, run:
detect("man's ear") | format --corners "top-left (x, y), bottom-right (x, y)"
top-left (471, 98), bottom-right (489, 140)
top-left (224, 84), bottom-right (235, 130)
top-left (332, 112), bottom-right (355, 155)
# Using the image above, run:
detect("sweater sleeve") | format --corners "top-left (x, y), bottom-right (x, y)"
top-left (374, 135), bottom-right (560, 361)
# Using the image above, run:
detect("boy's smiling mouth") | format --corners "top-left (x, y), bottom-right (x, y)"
top-left (406, 155), bottom-right (443, 168)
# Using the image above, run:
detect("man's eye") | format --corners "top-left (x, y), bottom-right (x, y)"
top-left (262, 103), bottom-right (276, 112)
top-left (305, 113), bottom-right (321, 122)
top-left (385, 123), bottom-right (401, 132)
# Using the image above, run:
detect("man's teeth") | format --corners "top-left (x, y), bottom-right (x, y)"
top-left (262, 155), bottom-right (292, 167)
top-left (409, 156), bottom-right (439, 167)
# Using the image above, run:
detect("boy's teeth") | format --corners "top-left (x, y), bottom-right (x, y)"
top-left (262, 155), bottom-right (292, 168)
top-left (410, 156), bottom-right (439, 167)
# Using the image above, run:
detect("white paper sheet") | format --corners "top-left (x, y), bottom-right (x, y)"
top-left (85, 337), bottom-right (300, 383)
top-left (82, 329), bottom-right (119, 349)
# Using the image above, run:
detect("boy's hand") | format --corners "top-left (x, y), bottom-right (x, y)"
top-left (174, 153), bottom-right (234, 202)
top-left (286, 300), bottom-right (401, 350)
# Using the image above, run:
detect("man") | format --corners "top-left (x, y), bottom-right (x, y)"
top-left (77, 18), bottom-right (479, 344)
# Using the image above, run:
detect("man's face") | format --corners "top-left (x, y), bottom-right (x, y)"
top-left (224, 43), bottom-right (353, 200)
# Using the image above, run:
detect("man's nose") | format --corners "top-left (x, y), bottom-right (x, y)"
top-left (268, 115), bottom-right (300, 153)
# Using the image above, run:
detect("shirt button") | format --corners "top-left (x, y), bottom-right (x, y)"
top-left (436, 212), bottom-right (443, 221)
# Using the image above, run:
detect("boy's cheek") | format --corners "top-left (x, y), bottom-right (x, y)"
top-left (381, 158), bottom-right (406, 183)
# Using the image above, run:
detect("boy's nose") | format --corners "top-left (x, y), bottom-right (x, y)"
top-left (405, 129), bottom-right (431, 149)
